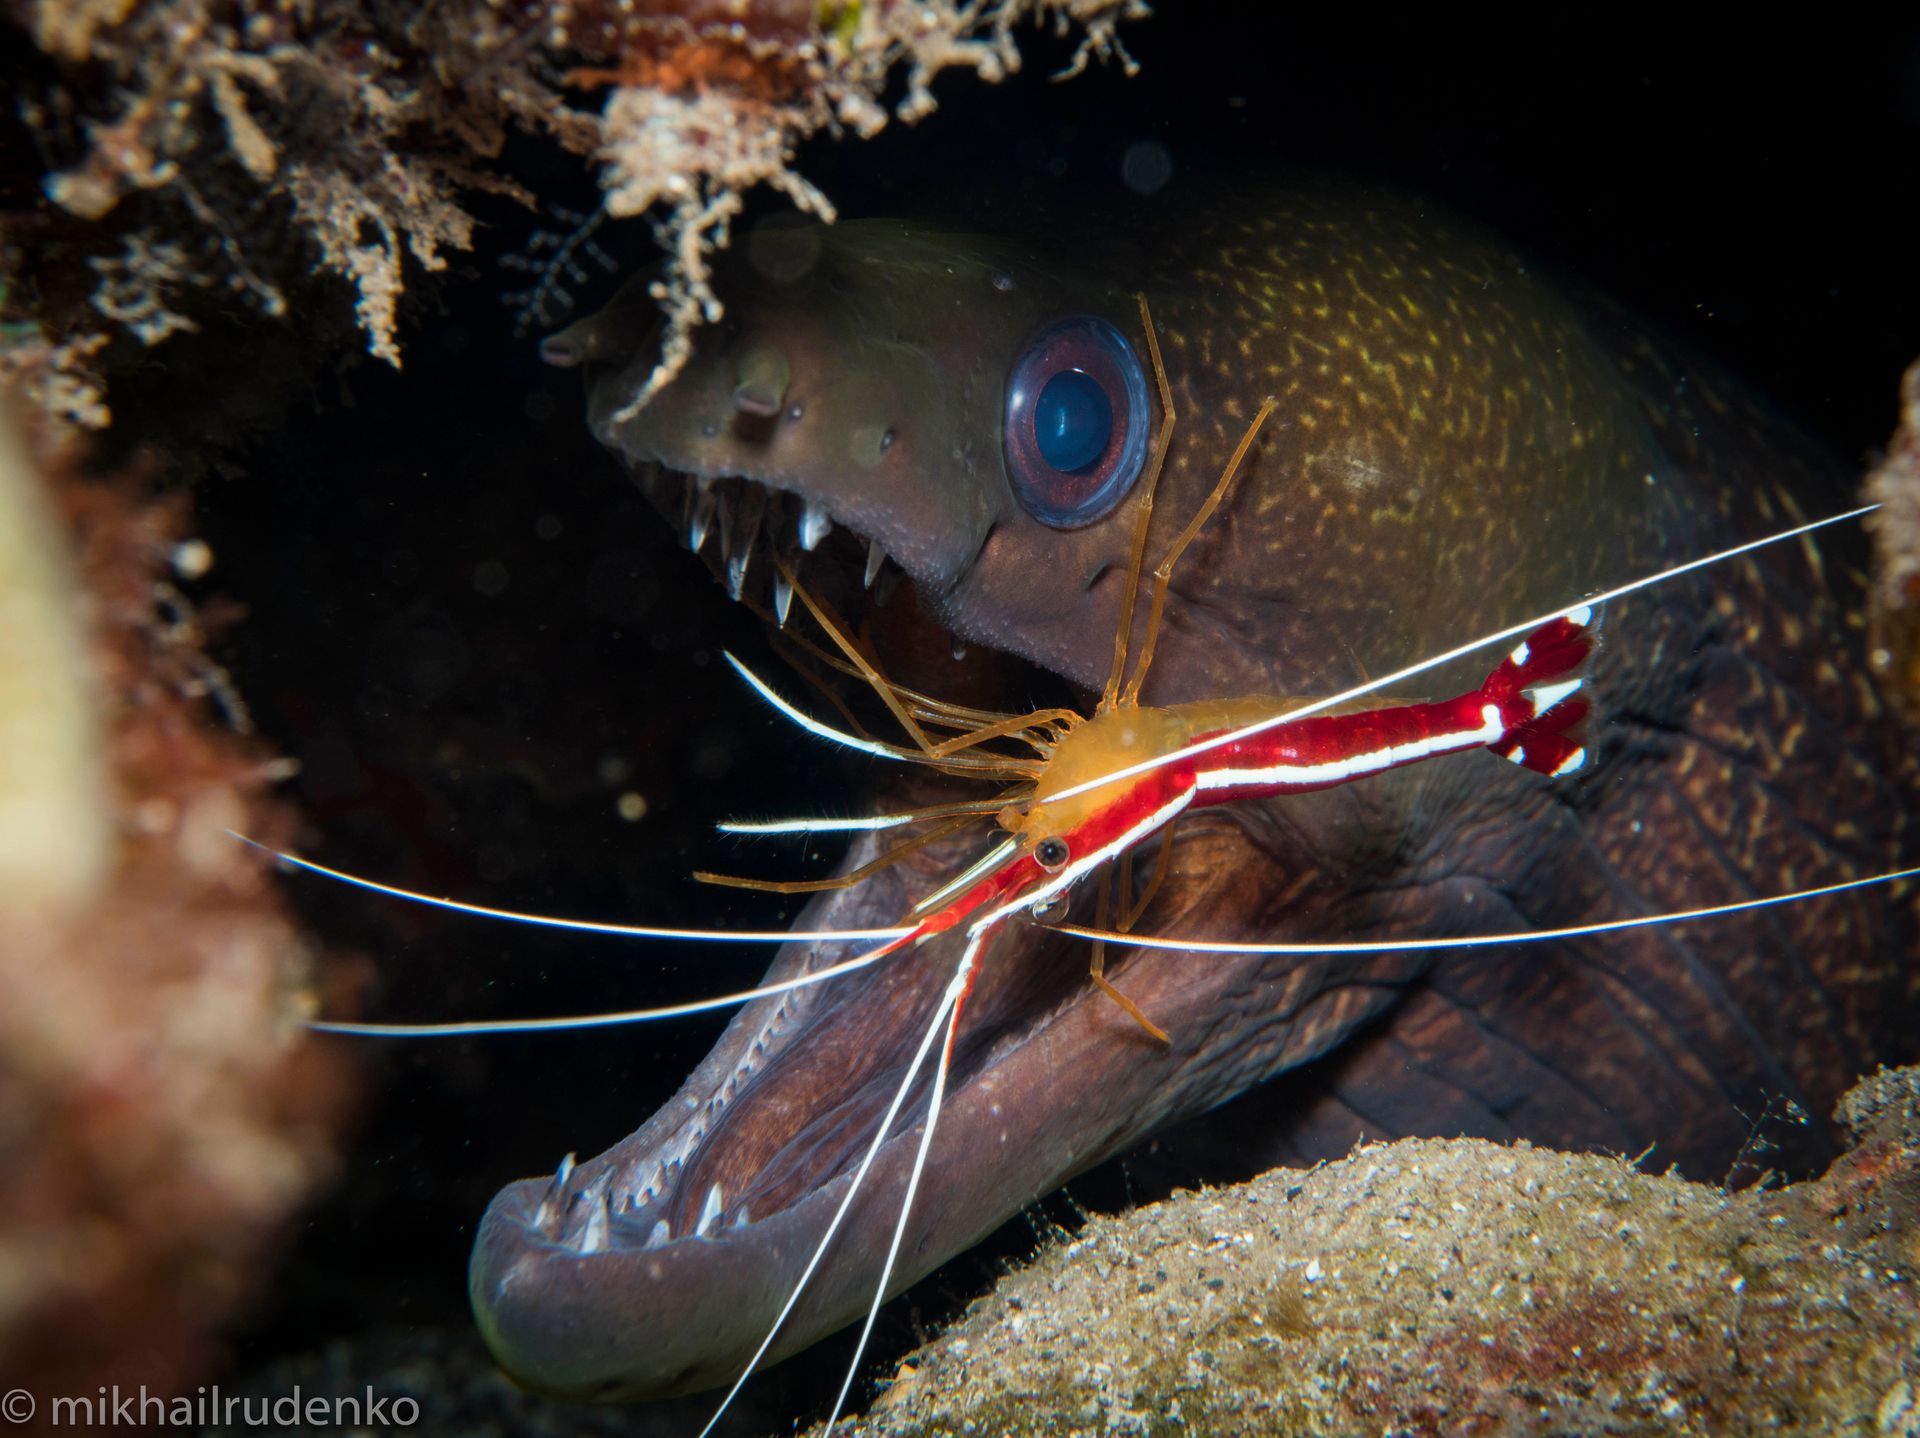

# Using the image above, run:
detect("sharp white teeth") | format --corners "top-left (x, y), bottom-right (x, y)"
top-left (727, 502), bottom-right (763, 602)
top-left (733, 1204), bottom-right (751, 1228)
top-left (690, 487), bottom-right (719, 553)
top-left (579, 1193), bottom-right (610, 1254)
top-left (799, 500), bottom-right (832, 551)
top-left (646, 1218), bottom-right (671, 1250)
top-left (696, 1182), bottom-right (724, 1238)
top-left (536, 1152), bottom-right (577, 1227)
top-left (864, 537), bottom-right (886, 589)
top-left (773, 573), bottom-right (794, 627)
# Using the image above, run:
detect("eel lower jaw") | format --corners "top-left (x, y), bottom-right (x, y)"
top-left (467, 842), bottom-right (1119, 1400)
top-left (468, 465), bottom-right (1148, 1401)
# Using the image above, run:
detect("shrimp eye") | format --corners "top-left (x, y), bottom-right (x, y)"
top-left (1034, 837), bottom-right (1071, 872)
top-left (1003, 315), bottom-right (1152, 529)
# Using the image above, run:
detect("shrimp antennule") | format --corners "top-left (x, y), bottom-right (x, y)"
top-left (1055, 865), bottom-right (1920, 955)
top-left (693, 931), bottom-right (981, 1438)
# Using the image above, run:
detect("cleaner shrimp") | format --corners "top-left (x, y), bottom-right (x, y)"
top-left (263, 298), bottom-right (1915, 1433)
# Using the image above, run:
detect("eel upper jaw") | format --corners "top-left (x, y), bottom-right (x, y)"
top-left (622, 456), bottom-right (1267, 702)
top-left (626, 459), bottom-right (951, 622)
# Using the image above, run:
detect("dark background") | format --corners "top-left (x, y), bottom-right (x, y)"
top-left (188, 9), bottom-right (1920, 1430)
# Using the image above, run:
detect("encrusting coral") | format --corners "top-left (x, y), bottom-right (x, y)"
top-left (4, 0), bottom-right (1146, 424)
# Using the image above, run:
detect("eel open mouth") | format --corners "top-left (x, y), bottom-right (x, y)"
top-left (468, 463), bottom-right (1196, 1402)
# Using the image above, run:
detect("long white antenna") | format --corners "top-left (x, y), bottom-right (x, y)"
top-left (724, 653), bottom-right (918, 763)
top-left (235, 834), bottom-right (911, 944)
top-left (309, 941), bottom-right (900, 1037)
top-left (695, 944), bottom-right (969, 1438)
top-left (721, 810), bottom-right (945, 835)
top-left (1054, 864), bottom-right (1920, 955)
top-left (823, 930), bottom-right (981, 1434)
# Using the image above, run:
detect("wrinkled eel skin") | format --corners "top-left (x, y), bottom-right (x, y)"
top-left (470, 181), bottom-right (1918, 1401)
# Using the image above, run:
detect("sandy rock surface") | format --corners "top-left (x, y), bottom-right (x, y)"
top-left (849, 1067), bottom-right (1920, 1437)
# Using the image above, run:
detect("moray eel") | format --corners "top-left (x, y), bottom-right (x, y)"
top-left (470, 182), bottom-right (1918, 1400)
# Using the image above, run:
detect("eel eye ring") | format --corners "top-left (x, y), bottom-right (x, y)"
top-left (1003, 314), bottom-right (1152, 529)
top-left (1034, 837), bottom-right (1071, 872)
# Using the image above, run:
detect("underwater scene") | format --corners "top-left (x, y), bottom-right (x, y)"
top-left (2, 5), bottom-right (1918, 1435)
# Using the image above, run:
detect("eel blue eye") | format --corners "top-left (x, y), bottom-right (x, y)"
top-left (1034, 370), bottom-right (1112, 472)
top-left (1003, 315), bottom-right (1152, 529)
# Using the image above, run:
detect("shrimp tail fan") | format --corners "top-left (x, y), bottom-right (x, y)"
top-left (1483, 607), bottom-right (1595, 778)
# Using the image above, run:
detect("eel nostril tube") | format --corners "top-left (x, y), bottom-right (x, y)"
top-left (732, 345), bottom-right (790, 418)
